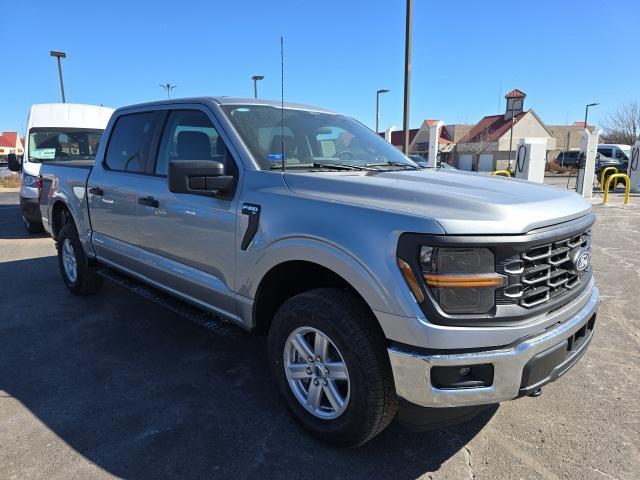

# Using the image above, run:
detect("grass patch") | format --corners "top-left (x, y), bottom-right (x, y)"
top-left (0, 175), bottom-right (21, 188)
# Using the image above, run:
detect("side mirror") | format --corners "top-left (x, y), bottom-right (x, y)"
top-left (168, 160), bottom-right (234, 196)
top-left (7, 153), bottom-right (21, 172)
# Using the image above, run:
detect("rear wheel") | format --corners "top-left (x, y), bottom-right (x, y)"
top-left (57, 222), bottom-right (103, 295)
top-left (268, 288), bottom-right (397, 447)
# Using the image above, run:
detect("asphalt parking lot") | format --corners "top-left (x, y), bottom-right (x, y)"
top-left (0, 189), bottom-right (638, 480)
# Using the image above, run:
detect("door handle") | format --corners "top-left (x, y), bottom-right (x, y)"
top-left (138, 196), bottom-right (159, 208)
top-left (88, 186), bottom-right (103, 196)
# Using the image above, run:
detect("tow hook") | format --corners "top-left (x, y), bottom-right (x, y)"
top-left (529, 388), bottom-right (543, 398)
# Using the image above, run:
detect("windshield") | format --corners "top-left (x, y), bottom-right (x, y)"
top-left (221, 105), bottom-right (418, 171)
top-left (27, 128), bottom-right (104, 163)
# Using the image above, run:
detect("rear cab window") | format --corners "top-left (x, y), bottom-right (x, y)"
top-left (104, 112), bottom-right (157, 173)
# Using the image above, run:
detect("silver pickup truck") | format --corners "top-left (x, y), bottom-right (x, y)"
top-left (39, 97), bottom-right (599, 447)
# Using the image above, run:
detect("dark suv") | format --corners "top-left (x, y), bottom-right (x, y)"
top-left (555, 151), bottom-right (581, 167)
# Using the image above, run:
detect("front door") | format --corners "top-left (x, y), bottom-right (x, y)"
top-left (131, 108), bottom-right (240, 319)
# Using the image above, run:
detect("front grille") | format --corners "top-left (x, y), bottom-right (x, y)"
top-left (498, 230), bottom-right (592, 309)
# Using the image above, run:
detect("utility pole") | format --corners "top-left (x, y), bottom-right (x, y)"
top-left (252, 75), bottom-right (264, 99)
top-left (50, 51), bottom-right (67, 103)
top-left (160, 83), bottom-right (177, 98)
top-left (376, 89), bottom-right (390, 134)
top-left (402, 0), bottom-right (413, 154)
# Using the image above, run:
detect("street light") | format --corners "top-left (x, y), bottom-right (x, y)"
top-left (402, 0), bottom-right (413, 154)
top-left (160, 83), bottom-right (177, 98)
top-left (376, 89), bottom-right (390, 134)
top-left (252, 75), bottom-right (264, 99)
top-left (50, 50), bottom-right (67, 103)
top-left (584, 102), bottom-right (598, 129)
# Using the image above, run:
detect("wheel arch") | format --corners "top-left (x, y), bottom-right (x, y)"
top-left (248, 238), bottom-right (397, 336)
top-left (51, 199), bottom-right (75, 239)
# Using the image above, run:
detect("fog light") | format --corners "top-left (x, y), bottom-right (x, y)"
top-left (431, 364), bottom-right (494, 389)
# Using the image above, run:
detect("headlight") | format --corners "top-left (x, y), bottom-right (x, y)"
top-left (418, 247), bottom-right (505, 314)
top-left (22, 174), bottom-right (37, 187)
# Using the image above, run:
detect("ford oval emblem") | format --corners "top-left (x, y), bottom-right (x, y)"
top-left (576, 251), bottom-right (591, 272)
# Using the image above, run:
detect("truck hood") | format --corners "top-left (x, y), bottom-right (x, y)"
top-left (283, 169), bottom-right (592, 234)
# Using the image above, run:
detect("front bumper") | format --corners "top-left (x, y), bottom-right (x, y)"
top-left (388, 286), bottom-right (599, 408)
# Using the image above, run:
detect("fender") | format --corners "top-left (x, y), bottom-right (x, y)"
top-left (47, 189), bottom-right (95, 258)
top-left (235, 235), bottom-right (420, 328)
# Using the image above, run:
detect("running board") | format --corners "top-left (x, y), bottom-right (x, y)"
top-left (98, 267), bottom-right (247, 339)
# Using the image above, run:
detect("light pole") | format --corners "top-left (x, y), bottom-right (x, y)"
top-left (50, 51), bottom-right (67, 103)
top-left (584, 102), bottom-right (598, 130)
top-left (402, 0), bottom-right (413, 154)
top-left (160, 83), bottom-right (177, 98)
top-left (376, 89), bottom-right (390, 134)
top-left (252, 75), bottom-right (264, 99)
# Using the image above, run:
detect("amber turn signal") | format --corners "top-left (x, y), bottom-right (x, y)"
top-left (397, 258), bottom-right (425, 303)
top-left (423, 274), bottom-right (506, 288)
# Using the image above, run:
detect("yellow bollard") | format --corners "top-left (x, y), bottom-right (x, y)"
top-left (602, 173), bottom-right (631, 205)
top-left (599, 167), bottom-right (618, 192)
top-left (492, 170), bottom-right (511, 177)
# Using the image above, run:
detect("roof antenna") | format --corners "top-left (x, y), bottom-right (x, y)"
top-left (280, 36), bottom-right (286, 173)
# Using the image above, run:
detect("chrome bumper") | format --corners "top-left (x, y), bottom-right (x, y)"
top-left (388, 286), bottom-right (599, 408)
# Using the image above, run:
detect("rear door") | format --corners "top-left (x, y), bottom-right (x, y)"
top-left (129, 107), bottom-right (241, 318)
top-left (88, 111), bottom-right (159, 269)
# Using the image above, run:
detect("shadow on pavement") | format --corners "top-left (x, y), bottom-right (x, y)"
top-left (0, 254), bottom-right (496, 480)
top-left (0, 202), bottom-right (48, 240)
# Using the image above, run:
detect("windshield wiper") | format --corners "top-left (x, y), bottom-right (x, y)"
top-left (365, 161), bottom-right (418, 170)
top-left (311, 162), bottom-right (372, 171)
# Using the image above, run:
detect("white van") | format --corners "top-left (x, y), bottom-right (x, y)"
top-left (14, 103), bottom-right (114, 233)
top-left (597, 144), bottom-right (632, 162)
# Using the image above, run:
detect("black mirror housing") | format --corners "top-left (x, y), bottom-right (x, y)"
top-left (168, 160), bottom-right (234, 196)
top-left (7, 153), bottom-right (21, 172)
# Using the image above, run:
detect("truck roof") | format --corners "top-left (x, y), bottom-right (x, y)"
top-left (116, 97), bottom-right (337, 115)
top-left (27, 103), bottom-right (115, 130)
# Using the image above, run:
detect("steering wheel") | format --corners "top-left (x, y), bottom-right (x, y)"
top-left (334, 150), bottom-right (354, 160)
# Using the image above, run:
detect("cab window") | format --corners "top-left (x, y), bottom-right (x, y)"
top-left (104, 112), bottom-right (156, 173)
top-left (155, 110), bottom-right (226, 176)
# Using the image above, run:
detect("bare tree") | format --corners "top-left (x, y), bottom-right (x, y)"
top-left (464, 127), bottom-right (494, 171)
top-left (601, 101), bottom-right (640, 145)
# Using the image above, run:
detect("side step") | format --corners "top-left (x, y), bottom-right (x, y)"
top-left (98, 267), bottom-right (247, 339)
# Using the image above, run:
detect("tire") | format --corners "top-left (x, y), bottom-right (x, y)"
top-left (23, 215), bottom-right (44, 234)
top-left (57, 222), bottom-right (103, 295)
top-left (268, 288), bottom-right (397, 447)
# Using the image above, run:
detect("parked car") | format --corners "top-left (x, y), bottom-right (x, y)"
top-left (39, 97), bottom-right (598, 447)
top-left (555, 150), bottom-right (581, 168)
top-left (408, 154), bottom-right (457, 170)
top-left (7, 103), bottom-right (113, 233)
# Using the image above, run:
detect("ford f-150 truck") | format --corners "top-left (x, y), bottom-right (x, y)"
top-left (39, 97), bottom-right (599, 447)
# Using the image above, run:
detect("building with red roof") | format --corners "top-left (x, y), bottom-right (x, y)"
top-left (378, 89), bottom-right (596, 171)
top-left (0, 132), bottom-right (24, 163)
top-left (455, 89), bottom-right (557, 171)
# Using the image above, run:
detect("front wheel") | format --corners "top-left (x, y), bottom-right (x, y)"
top-left (268, 288), bottom-right (397, 447)
top-left (57, 222), bottom-right (103, 295)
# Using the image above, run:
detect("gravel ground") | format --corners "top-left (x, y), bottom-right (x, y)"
top-left (0, 190), bottom-right (638, 480)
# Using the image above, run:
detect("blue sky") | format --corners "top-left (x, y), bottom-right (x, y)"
top-left (1, 0), bottom-right (638, 136)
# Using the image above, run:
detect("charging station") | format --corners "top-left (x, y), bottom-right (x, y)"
top-left (576, 129), bottom-right (598, 199)
top-left (427, 120), bottom-right (443, 168)
top-left (630, 140), bottom-right (640, 193)
top-left (513, 138), bottom-right (547, 183)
